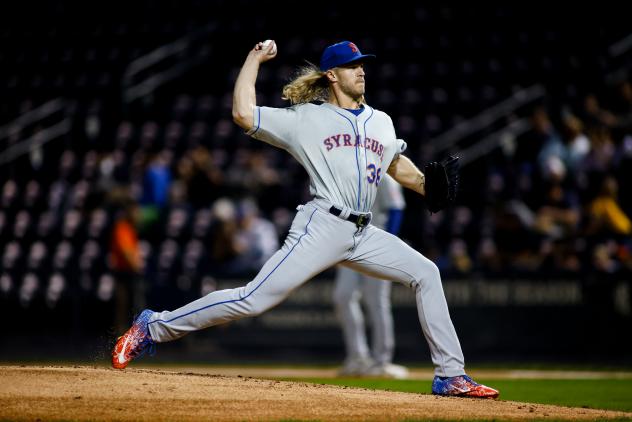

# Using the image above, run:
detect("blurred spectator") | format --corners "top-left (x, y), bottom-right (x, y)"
top-left (438, 238), bottom-right (473, 275)
top-left (208, 198), bottom-right (241, 272)
top-left (141, 150), bottom-right (173, 208)
top-left (233, 198), bottom-right (279, 272)
top-left (493, 201), bottom-right (541, 274)
top-left (241, 151), bottom-right (282, 194)
top-left (537, 132), bottom-right (570, 183)
top-left (206, 197), bottom-right (279, 275)
top-left (592, 241), bottom-right (620, 274)
top-left (96, 149), bottom-right (129, 192)
top-left (581, 127), bottom-right (616, 173)
top-left (539, 238), bottom-right (581, 274)
top-left (476, 237), bottom-right (502, 274)
top-left (587, 175), bottom-right (631, 237)
top-left (515, 107), bottom-right (561, 170)
top-left (581, 94), bottom-right (618, 129)
top-left (560, 114), bottom-right (590, 175)
top-left (225, 149), bottom-right (283, 210)
top-left (533, 181), bottom-right (580, 240)
top-left (109, 199), bottom-right (144, 333)
top-left (178, 146), bottom-right (224, 209)
top-left (140, 150), bottom-right (173, 231)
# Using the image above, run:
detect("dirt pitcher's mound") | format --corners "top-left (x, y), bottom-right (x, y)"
top-left (1, 366), bottom-right (630, 421)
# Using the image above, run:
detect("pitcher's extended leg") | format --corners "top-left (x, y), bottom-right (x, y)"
top-left (148, 206), bottom-right (350, 342)
top-left (343, 226), bottom-right (464, 377)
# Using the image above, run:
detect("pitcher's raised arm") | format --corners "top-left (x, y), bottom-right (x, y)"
top-left (232, 40), bottom-right (277, 130)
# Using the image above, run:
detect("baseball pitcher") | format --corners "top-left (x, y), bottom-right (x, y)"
top-left (112, 40), bottom-right (498, 398)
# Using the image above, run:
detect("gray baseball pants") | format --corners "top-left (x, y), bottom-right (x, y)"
top-left (147, 199), bottom-right (465, 377)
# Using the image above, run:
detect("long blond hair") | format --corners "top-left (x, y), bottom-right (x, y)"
top-left (282, 64), bottom-right (329, 105)
top-left (282, 63), bottom-right (368, 105)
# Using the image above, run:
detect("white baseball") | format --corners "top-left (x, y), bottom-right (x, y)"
top-left (262, 39), bottom-right (277, 55)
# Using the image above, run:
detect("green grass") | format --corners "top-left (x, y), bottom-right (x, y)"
top-left (280, 377), bottom-right (632, 413)
top-left (483, 379), bottom-right (632, 412)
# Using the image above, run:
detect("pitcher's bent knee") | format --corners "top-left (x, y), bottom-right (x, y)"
top-left (412, 257), bottom-right (442, 288)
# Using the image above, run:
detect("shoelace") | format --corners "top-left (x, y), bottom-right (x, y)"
top-left (434, 375), bottom-right (479, 393)
top-left (460, 375), bottom-right (480, 386)
top-left (130, 334), bottom-right (156, 359)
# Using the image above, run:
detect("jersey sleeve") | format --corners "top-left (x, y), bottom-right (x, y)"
top-left (395, 138), bottom-right (407, 157)
top-left (381, 112), bottom-right (408, 174)
top-left (246, 105), bottom-right (298, 150)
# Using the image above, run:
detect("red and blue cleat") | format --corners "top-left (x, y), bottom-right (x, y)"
top-left (432, 374), bottom-right (499, 398)
top-left (111, 309), bottom-right (156, 369)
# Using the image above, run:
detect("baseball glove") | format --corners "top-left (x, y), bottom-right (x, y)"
top-left (423, 155), bottom-right (459, 213)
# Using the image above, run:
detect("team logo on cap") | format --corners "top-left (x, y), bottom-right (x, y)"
top-left (348, 42), bottom-right (359, 53)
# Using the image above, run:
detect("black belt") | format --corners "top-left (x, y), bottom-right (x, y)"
top-left (329, 206), bottom-right (371, 228)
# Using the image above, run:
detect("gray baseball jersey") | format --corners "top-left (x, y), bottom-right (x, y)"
top-left (247, 103), bottom-right (407, 212)
top-left (147, 102), bottom-right (465, 378)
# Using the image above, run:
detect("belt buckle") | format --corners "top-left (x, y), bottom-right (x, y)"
top-left (355, 213), bottom-right (370, 228)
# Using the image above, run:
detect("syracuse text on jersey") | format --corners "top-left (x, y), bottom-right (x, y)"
top-left (323, 134), bottom-right (385, 161)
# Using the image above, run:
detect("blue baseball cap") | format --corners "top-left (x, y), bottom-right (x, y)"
top-left (319, 41), bottom-right (376, 71)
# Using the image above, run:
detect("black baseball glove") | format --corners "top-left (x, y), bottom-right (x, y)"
top-left (423, 155), bottom-right (460, 213)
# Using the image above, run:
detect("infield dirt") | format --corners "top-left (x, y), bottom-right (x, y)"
top-left (1, 365), bottom-right (631, 421)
